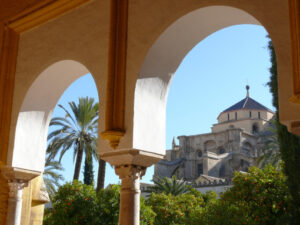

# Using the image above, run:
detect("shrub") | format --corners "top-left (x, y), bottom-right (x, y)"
top-left (44, 181), bottom-right (98, 225)
top-left (44, 182), bottom-right (155, 225)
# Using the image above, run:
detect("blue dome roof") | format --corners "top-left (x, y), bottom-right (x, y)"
top-left (222, 96), bottom-right (273, 113)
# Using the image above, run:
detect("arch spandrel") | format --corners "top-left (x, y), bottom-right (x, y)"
top-left (5, 0), bottom-right (110, 171)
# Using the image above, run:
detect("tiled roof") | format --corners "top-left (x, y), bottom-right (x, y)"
top-left (222, 96), bottom-right (273, 113)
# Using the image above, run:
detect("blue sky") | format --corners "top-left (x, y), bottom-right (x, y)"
top-left (50, 24), bottom-right (272, 187)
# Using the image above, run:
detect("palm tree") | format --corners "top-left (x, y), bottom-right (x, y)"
top-left (43, 155), bottom-right (64, 198)
top-left (96, 158), bottom-right (106, 191)
top-left (255, 119), bottom-right (281, 169)
top-left (146, 176), bottom-right (190, 196)
top-left (47, 97), bottom-right (99, 181)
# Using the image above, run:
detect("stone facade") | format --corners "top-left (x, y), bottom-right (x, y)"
top-left (155, 88), bottom-right (275, 183)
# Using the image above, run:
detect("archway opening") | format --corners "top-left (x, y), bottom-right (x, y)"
top-left (133, 6), bottom-right (272, 187)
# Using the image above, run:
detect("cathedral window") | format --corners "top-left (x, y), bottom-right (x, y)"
top-left (219, 164), bottom-right (226, 177)
top-left (198, 151), bottom-right (202, 157)
top-left (198, 164), bottom-right (203, 176)
top-left (252, 123), bottom-right (258, 134)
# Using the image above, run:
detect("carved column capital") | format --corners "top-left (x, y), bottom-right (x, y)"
top-left (115, 165), bottom-right (146, 181)
top-left (7, 180), bottom-right (28, 199)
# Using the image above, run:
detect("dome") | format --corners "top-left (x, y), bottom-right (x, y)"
top-left (220, 86), bottom-right (273, 115)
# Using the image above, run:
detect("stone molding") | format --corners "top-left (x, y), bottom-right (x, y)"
top-left (100, 149), bottom-right (164, 167)
top-left (1, 167), bottom-right (40, 182)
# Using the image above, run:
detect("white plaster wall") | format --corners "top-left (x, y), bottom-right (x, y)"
top-left (8, 60), bottom-right (91, 172)
top-left (133, 76), bottom-right (172, 154)
top-left (12, 111), bottom-right (52, 172)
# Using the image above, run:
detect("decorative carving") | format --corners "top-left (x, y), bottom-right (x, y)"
top-left (101, 130), bottom-right (125, 149)
top-left (7, 180), bottom-right (28, 199)
top-left (115, 165), bottom-right (146, 181)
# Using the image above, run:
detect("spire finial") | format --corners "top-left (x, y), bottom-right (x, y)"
top-left (246, 85), bottom-right (250, 97)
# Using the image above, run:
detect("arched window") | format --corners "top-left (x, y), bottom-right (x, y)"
top-left (198, 151), bottom-right (203, 158)
top-left (198, 164), bottom-right (203, 176)
top-left (219, 148), bottom-right (225, 154)
top-left (252, 123), bottom-right (259, 134)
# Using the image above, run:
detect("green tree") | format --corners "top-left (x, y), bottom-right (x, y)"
top-left (44, 182), bottom-right (155, 225)
top-left (146, 191), bottom-right (205, 225)
top-left (83, 151), bottom-right (94, 185)
top-left (220, 166), bottom-right (291, 225)
top-left (267, 40), bottom-right (300, 222)
top-left (43, 155), bottom-right (64, 198)
top-left (96, 158), bottom-right (106, 192)
top-left (256, 120), bottom-right (281, 169)
top-left (47, 97), bottom-right (98, 182)
top-left (198, 166), bottom-right (291, 225)
top-left (147, 176), bottom-right (190, 196)
top-left (43, 181), bottom-right (99, 225)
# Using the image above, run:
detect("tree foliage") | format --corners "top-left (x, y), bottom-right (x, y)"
top-left (83, 152), bottom-right (94, 185)
top-left (146, 176), bottom-right (190, 196)
top-left (43, 156), bottom-right (64, 198)
top-left (47, 97), bottom-right (99, 182)
top-left (267, 40), bottom-right (300, 222)
top-left (44, 182), bottom-right (155, 225)
top-left (44, 166), bottom-right (291, 225)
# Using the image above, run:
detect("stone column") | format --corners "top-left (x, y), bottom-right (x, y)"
top-left (6, 179), bottom-right (28, 225)
top-left (115, 165), bottom-right (146, 225)
top-left (1, 167), bottom-right (40, 225)
top-left (99, 149), bottom-right (164, 225)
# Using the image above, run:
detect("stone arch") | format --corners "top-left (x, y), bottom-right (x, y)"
top-left (6, 60), bottom-right (97, 173)
top-left (242, 141), bottom-right (253, 156)
top-left (204, 140), bottom-right (217, 152)
top-left (133, 5), bottom-right (273, 155)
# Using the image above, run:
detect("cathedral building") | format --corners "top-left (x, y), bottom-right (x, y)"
top-left (154, 86), bottom-right (274, 184)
